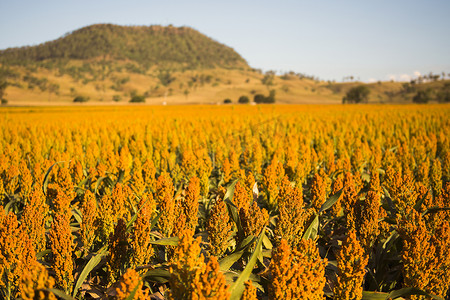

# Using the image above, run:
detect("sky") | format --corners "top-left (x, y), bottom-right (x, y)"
top-left (0, 0), bottom-right (449, 82)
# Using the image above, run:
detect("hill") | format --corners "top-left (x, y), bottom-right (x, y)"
top-left (0, 24), bottom-right (448, 105)
top-left (0, 24), bottom-right (248, 70)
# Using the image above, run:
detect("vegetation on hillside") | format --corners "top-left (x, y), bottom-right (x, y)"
top-left (0, 24), bottom-right (248, 70)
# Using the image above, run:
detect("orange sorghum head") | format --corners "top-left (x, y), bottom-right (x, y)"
top-left (107, 218), bottom-right (129, 283)
top-left (334, 230), bottom-right (368, 300)
top-left (356, 191), bottom-right (380, 252)
top-left (206, 191), bottom-right (233, 257)
top-left (20, 262), bottom-right (57, 300)
top-left (183, 176), bottom-right (200, 232)
top-left (168, 229), bottom-right (229, 299)
top-left (397, 208), bottom-right (449, 298)
top-left (19, 160), bottom-right (33, 202)
top-left (142, 159), bottom-right (157, 193)
top-left (155, 172), bottom-right (176, 237)
top-left (233, 181), bottom-right (252, 212)
top-left (270, 239), bottom-right (326, 299)
top-left (310, 173), bottom-right (326, 212)
top-left (47, 183), bottom-right (72, 221)
top-left (48, 213), bottom-right (74, 293)
top-left (430, 159), bottom-right (442, 196)
top-left (115, 268), bottom-right (150, 300)
top-left (240, 201), bottom-right (269, 243)
top-left (0, 212), bottom-right (37, 298)
top-left (130, 193), bottom-right (155, 268)
top-left (241, 281), bottom-right (258, 300)
top-left (275, 179), bottom-right (308, 248)
top-left (21, 188), bottom-right (48, 253)
top-left (80, 190), bottom-right (97, 252)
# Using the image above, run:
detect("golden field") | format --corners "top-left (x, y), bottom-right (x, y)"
top-left (0, 104), bottom-right (449, 299)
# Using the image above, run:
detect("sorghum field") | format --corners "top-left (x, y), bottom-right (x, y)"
top-left (1, 104), bottom-right (449, 300)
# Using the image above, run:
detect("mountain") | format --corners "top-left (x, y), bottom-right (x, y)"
top-left (0, 24), bottom-right (248, 69)
top-left (1, 24), bottom-right (446, 105)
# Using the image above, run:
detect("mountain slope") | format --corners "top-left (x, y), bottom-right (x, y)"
top-left (0, 24), bottom-right (248, 69)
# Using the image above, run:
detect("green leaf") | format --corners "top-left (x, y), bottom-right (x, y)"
top-left (4, 199), bottom-right (17, 213)
top-left (413, 188), bottom-right (431, 212)
top-left (72, 208), bottom-right (82, 225)
top-left (150, 210), bottom-right (163, 231)
top-left (302, 214), bottom-right (319, 240)
top-left (117, 169), bottom-right (125, 184)
top-left (36, 249), bottom-right (51, 259)
top-left (224, 179), bottom-right (239, 201)
top-left (236, 235), bottom-right (255, 251)
top-left (326, 260), bottom-right (338, 271)
top-left (149, 236), bottom-right (179, 246)
top-left (319, 188), bottom-right (343, 213)
top-left (225, 198), bottom-right (242, 235)
top-left (262, 232), bottom-right (273, 250)
top-left (44, 288), bottom-right (77, 300)
top-left (229, 227), bottom-right (265, 300)
top-left (142, 268), bottom-right (171, 283)
top-left (361, 172), bottom-right (371, 183)
top-left (219, 249), bottom-right (245, 271)
top-left (387, 287), bottom-right (444, 300)
top-left (382, 230), bottom-right (399, 250)
top-left (362, 291), bottom-right (389, 300)
top-left (72, 247), bottom-right (108, 297)
top-left (94, 176), bottom-right (107, 195)
top-left (422, 206), bottom-right (450, 216)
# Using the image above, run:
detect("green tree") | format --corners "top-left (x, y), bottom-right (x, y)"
top-left (254, 94), bottom-right (265, 104)
top-left (262, 71), bottom-right (275, 90)
top-left (412, 89), bottom-right (431, 104)
top-left (73, 95), bottom-right (89, 103)
top-left (266, 89), bottom-right (276, 103)
top-left (130, 95), bottom-right (146, 103)
top-left (342, 85), bottom-right (370, 103)
top-left (0, 79), bottom-right (7, 103)
top-left (238, 95), bottom-right (249, 104)
top-left (436, 83), bottom-right (450, 102)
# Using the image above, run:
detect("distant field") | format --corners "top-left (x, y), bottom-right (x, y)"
top-left (1, 104), bottom-right (449, 299)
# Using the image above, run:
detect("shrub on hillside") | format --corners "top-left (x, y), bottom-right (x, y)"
top-left (73, 96), bottom-right (89, 103)
top-left (412, 89), bottom-right (431, 104)
top-left (238, 95), bottom-right (250, 104)
top-left (342, 85), bottom-right (370, 103)
top-left (254, 90), bottom-right (276, 104)
top-left (254, 94), bottom-right (266, 104)
top-left (130, 95), bottom-right (146, 103)
top-left (223, 99), bottom-right (232, 104)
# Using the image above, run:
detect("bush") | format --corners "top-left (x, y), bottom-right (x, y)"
top-left (130, 95), bottom-right (146, 103)
top-left (412, 90), bottom-right (431, 104)
top-left (342, 85), bottom-right (370, 103)
top-left (266, 90), bottom-right (276, 103)
top-left (238, 95), bottom-right (249, 104)
top-left (254, 94), bottom-right (266, 104)
top-left (73, 96), bottom-right (89, 103)
top-left (223, 99), bottom-right (232, 104)
top-left (254, 91), bottom-right (276, 104)
top-left (1, 99), bottom-right (7, 105)
top-left (113, 95), bottom-right (122, 102)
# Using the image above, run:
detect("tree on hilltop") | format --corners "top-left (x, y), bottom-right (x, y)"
top-left (342, 85), bottom-right (370, 104)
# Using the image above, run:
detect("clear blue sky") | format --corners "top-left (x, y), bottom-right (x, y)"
top-left (1, 0), bottom-right (449, 82)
